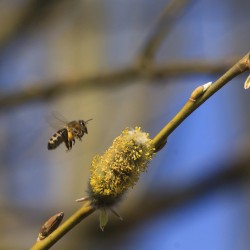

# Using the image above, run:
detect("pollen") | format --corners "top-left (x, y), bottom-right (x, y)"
top-left (88, 127), bottom-right (154, 208)
top-left (67, 131), bottom-right (73, 140)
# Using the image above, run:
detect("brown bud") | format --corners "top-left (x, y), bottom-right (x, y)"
top-left (37, 212), bottom-right (64, 241)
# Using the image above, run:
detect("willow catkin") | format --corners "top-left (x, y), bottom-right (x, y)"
top-left (86, 127), bottom-right (154, 229)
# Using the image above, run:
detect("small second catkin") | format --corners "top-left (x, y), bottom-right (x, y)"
top-left (88, 127), bottom-right (154, 208)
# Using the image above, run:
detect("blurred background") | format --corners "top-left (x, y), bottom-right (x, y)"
top-left (0, 0), bottom-right (250, 249)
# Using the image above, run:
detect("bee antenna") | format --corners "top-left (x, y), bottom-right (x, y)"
top-left (85, 118), bottom-right (93, 124)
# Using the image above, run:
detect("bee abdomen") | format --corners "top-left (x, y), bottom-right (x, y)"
top-left (48, 129), bottom-right (68, 150)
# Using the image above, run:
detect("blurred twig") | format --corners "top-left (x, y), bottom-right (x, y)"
top-left (0, 0), bottom-right (59, 50)
top-left (0, 59), bottom-right (235, 111)
top-left (137, 0), bottom-right (194, 67)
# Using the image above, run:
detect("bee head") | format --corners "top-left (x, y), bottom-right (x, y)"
top-left (79, 119), bottom-right (93, 134)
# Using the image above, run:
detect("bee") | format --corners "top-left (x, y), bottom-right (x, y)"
top-left (48, 116), bottom-right (92, 151)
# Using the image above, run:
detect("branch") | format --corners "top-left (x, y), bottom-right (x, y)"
top-left (29, 53), bottom-right (250, 249)
top-left (0, 59), bottom-right (235, 111)
top-left (137, 0), bottom-right (194, 67)
top-left (30, 201), bottom-right (96, 250)
top-left (152, 52), bottom-right (250, 151)
top-left (0, 1), bottom-right (60, 51)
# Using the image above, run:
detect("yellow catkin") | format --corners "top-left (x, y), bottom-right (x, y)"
top-left (88, 127), bottom-right (154, 208)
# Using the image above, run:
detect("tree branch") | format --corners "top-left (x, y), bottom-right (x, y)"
top-left (0, 0), bottom-right (60, 51)
top-left (0, 59), bottom-right (235, 111)
top-left (137, 0), bottom-right (194, 67)
top-left (28, 52), bottom-right (250, 250)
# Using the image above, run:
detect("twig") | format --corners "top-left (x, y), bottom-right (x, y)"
top-left (137, 0), bottom-right (194, 67)
top-left (30, 201), bottom-right (96, 250)
top-left (152, 52), bottom-right (250, 151)
top-left (29, 53), bottom-right (250, 250)
top-left (0, 59), bottom-right (235, 111)
top-left (0, 1), bottom-right (59, 50)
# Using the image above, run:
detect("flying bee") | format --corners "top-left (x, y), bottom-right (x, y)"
top-left (48, 117), bottom-right (92, 151)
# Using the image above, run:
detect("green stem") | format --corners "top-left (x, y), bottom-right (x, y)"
top-left (30, 201), bottom-right (96, 250)
top-left (152, 52), bottom-right (250, 151)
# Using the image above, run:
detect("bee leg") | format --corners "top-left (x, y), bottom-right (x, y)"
top-left (68, 139), bottom-right (72, 150)
top-left (77, 135), bottom-right (82, 141)
top-left (64, 138), bottom-right (71, 151)
top-left (72, 139), bottom-right (75, 145)
top-left (64, 141), bottom-right (70, 151)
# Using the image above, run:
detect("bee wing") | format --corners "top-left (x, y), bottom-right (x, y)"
top-left (46, 111), bottom-right (69, 130)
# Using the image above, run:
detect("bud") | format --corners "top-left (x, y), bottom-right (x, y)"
top-left (189, 81), bottom-right (212, 102)
top-left (244, 74), bottom-right (250, 89)
top-left (37, 212), bottom-right (64, 241)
